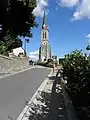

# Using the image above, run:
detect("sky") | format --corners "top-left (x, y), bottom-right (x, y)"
top-left (22, 0), bottom-right (90, 60)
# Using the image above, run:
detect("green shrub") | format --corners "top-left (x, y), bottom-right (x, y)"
top-left (47, 59), bottom-right (53, 64)
top-left (37, 62), bottom-right (53, 68)
top-left (62, 49), bottom-right (90, 105)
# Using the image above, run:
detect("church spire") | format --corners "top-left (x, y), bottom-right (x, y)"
top-left (42, 10), bottom-right (48, 29)
top-left (43, 10), bottom-right (46, 25)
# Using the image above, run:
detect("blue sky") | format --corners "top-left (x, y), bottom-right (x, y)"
top-left (22, 0), bottom-right (90, 59)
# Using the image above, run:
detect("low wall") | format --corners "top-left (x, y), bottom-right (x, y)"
top-left (57, 70), bottom-right (79, 120)
top-left (60, 77), bottom-right (79, 120)
top-left (0, 54), bottom-right (29, 73)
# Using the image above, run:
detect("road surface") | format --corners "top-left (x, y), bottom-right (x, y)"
top-left (0, 67), bottom-right (50, 120)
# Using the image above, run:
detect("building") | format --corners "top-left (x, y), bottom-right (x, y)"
top-left (39, 11), bottom-right (51, 62)
top-left (9, 47), bottom-right (27, 58)
top-left (52, 55), bottom-right (57, 62)
top-left (59, 57), bottom-right (65, 64)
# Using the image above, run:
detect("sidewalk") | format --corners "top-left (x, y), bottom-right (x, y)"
top-left (47, 68), bottom-right (68, 120)
top-left (16, 67), bottom-right (68, 120)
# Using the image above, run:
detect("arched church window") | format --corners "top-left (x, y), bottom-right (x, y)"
top-left (43, 32), bottom-right (44, 39)
top-left (45, 32), bottom-right (46, 38)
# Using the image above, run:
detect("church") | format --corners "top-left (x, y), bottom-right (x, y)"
top-left (39, 11), bottom-right (51, 62)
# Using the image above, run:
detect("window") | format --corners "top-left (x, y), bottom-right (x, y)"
top-left (45, 32), bottom-right (46, 38)
top-left (43, 32), bottom-right (46, 39)
top-left (43, 32), bottom-right (44, 38)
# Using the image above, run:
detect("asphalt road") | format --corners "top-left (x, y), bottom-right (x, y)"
top-left (0, 67), bottom-right (51, 120)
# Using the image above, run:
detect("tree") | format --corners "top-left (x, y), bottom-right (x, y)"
top-left (0, 0), bottom-right (38, 55)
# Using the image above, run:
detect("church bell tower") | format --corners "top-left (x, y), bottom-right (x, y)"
top-left (39, 11), bottom-right (51, 62)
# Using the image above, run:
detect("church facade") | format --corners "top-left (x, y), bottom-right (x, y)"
top-left (39, 11), bottom-right (51, 62)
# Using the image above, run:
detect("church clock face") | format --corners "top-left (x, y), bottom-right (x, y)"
top-left (43, 42), bottom-right (46, 45)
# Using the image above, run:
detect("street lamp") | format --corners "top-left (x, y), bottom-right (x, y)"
top-left (86, 39), bottom-right (90, 58)
top-left (24, 38), bottom-right (29, 51)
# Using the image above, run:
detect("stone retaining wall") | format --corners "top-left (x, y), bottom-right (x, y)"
top-left (0, 54), bottom-right (29, 73)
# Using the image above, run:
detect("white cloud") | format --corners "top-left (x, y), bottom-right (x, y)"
top-left (86, 34), bottom-right (90, 39)
top-left (33, 0), bottom-right (48, 17)
top-left (57, 0), bottom-right (79, 7)
top-left (57, 0), bottom-right (90, 21)
top-left (71, 11), bottom-right (82, 21)
top-left (30, 50), bottom-right (39, 55)
top-left (72, 0), bottom-right (90, 20)
top-left (29, 50), bottom-right (39, 61)
top-left (86, 34), bottom-right (90, 44)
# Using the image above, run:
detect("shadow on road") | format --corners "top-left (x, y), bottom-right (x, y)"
top-left (28, 91), bottom-right (51, 120)
top-left (28, 72), bottom-right (68, 120)
top-left (47, 74), bottom-right (67, 120)
top-left (48, 75), bottom-right (56, 81)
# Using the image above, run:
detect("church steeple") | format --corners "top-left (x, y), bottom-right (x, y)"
top-left (43, 10), bottom-right (46, 25)
top-left (42, 10), bottom-right (48, 29)
top-left (39, 9), bottom-right (51, 62)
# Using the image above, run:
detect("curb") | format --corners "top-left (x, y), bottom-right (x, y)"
top-left (16, 68), bottom-right (53, 120)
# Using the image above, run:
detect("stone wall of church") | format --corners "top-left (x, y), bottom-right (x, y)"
top-left (47, 44), bottom-right (51, 60)
top-left (0, 54), bottom-right (29, 73)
